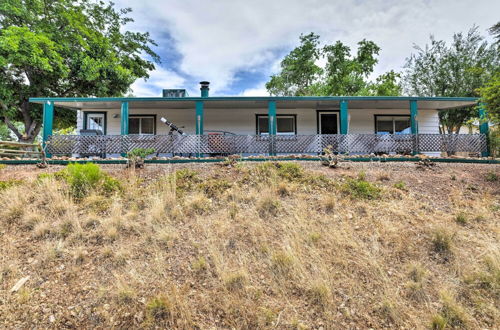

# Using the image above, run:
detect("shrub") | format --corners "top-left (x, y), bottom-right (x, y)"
top-left (343, 177), bottom-right (381, 200)
top-left (275, 162), bottom-right (304, 181)
top-left (126, 148), bottom-right (155, 168)
top-left (171, 168), bottom-right (200, 193)
top-left (393, 181), bottom-right (406, 190)
top-left (51, 163), bottom-right (121, 199)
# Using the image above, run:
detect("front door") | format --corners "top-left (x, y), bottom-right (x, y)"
top-left (319, 112), bottom-right (338, 134)
top-left (85, 113), bottom-right (106, 134)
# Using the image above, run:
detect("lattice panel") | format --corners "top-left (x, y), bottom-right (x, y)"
top-left (47, 134), bottom-right (487, 156)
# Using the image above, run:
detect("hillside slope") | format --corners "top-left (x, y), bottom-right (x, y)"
top-left (0, 161), bottom-right (499, 329)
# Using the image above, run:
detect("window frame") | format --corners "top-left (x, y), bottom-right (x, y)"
top-left (83, 111), bottom-right (107, 134)
top-left (129, 114), bottom-right (157, 135)
top-left (255, 114), bottom-right (297, 135)
top-left (316, 110), bottom-right (340, 134)
top-left (374, 114), bottom-right (411, 134)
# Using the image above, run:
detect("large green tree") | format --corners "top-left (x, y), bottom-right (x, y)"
top-left (0, 0), bottom-right (159, 142)
top-left (266, 33), bottom-right (400, 97)
top-left (402, 26), bottom-right (499, 133)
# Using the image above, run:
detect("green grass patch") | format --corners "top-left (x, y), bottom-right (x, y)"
top-left (342, 175), bottom-right (381, 200)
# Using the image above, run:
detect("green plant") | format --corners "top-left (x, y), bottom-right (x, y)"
top-left (485, 171), bottom-right (498, 182)
top-left (198, 178), bottom-right (232, 198)
top-left (0, 164), bottom-right (6, 170)
top-left (51, 163), bottom-right (121, 199)
top-left (146, 295), bottom-right (171, 321)
top-left (0, 179), bottom-right (22, 190)
top-left (320, 145), bottom-right (345, 168)
top-left (343, 177), bottom-right (381, 200)
top-left (126, 148), bottom-right (155, 168)
top-left (455, 212), bottom-right (468, 225)
top-left (170, 168), bottom-right (200, 193)
top-left (432, 293), bottom-right (469, 329)
top-left (393, 181), bottom-right (406, 190)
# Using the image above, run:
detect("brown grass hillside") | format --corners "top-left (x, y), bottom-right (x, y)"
top-left (0, 161), bottom-right (499, 329)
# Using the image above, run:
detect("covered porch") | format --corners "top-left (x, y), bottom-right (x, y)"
top-left (29, 95), bottom-right (489, 158)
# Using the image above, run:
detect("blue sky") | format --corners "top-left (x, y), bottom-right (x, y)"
top-left (114, 0), bottom-right (499, 97)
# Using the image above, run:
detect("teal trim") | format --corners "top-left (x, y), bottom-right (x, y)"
top-left (267, 101), bottom-right (277, 135)
top-left (120, 102), bottom-right (129, 135)
top-left (29, 96), bottom-right (479, 103)
top-left (1, 157), bottom-right (498, 165)
top-left (478, 104), bottom-right (489, 157)
top-left (201, 88), bottom-right (209, 98)
top-left (410, 100), bottom-right (419, 155)
top-left (42, 101), bottom-right (54, 158)
top-left (195, 101), bottom-right (204, 134)
top-left (410, 100), bottom-right (418, 134)
top-left (340, 100), bottom-right (348, 134)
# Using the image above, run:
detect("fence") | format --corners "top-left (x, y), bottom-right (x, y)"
top-left (47, 134), bottom-right (488, 156)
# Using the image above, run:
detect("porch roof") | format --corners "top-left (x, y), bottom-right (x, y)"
top-left (29, 96), bottom-right (478, 111)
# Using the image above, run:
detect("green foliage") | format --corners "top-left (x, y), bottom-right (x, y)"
top-left (403, 26), bottom-right (500, 133)
top-left (127, 148), bottom-right (155, 160)
top-left (393, 181), bottom-right (407, 190)
top-left (146, 296), bottom-right (171, 321)
top-left (0, 0), bottom-right (159, 141)
top-left (198, 178), bottom-right (232, 198)
top-left (342, 175), bottom-right (381, 200)
top-left (45, 163), bottom-right (120, 199)
top-left (485, 171), bottom-right (498, 182)
top-left (0, 179), bottom-right (22, 190)
top-left (479, 72), bottom-right (500, 123)
top-left (266, 33), bottom-right (401, 97)
top-left (170, 168), bottom-right (200, 193)
top-left (455, 212), bottom-right (468, 225)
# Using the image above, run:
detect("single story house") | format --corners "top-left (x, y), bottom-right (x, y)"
top-left (30, 82), bottom-right (490, 158)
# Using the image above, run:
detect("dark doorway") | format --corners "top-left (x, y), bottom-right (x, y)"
top-left (319, 112), bottom-right (338, 134)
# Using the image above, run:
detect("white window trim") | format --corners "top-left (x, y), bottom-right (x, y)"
top-left (318, 111), bottom-right (340, 134)
top-left (129, 116), bottom-right (156, 135)
top-left (257, 115), bottom-right (296, 135)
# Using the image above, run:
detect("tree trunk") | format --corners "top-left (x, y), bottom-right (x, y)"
top-left (1, 100), bottom-right (40, 143)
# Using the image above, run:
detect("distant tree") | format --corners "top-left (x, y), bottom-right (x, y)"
top-left (402, 26), bottom-right (499, 133)
top-left (266, 33), bottom-right (401, 97)
top-left (0, 0), bottom-right (160, 142)
top-left (479, 72), bottom-right (500, 123)
top-left (265, 33), bottom-right (323, 96)
top-left (489, 21), bottom-right (500, 42)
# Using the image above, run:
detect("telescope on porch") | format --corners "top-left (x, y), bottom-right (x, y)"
top-left (160, 117), bottom-right (184, 135)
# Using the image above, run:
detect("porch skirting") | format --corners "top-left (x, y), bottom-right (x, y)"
top-left (46, 134), bottom-right (488, 157)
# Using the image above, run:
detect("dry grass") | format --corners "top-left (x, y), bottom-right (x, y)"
top-left (0, 161), bottom-right (499, 328)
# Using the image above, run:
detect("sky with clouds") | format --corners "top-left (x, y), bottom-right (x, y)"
top-left (114, 0), bottom-right (499, 97)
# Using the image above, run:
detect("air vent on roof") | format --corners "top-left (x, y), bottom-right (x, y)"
top-left (162, 89), bottom-right (187, 98)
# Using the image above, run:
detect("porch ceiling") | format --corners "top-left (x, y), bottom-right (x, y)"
top-left (29, 96), bottom-right (477, 111)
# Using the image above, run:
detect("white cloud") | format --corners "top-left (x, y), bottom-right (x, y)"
top-left (241, 85), bottom-right (269, 96)
top-left (129, 66), bottom-right (186, 97)
top-left (116, 0), bottom-right (500, 95)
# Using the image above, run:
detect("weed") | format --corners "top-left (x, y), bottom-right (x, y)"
top-left (309, 232), bottom-right (322, 244)
top-left (58, 220), bottom-right (74, 239)
top-left (275, 162), bottom-right (304, 181)
top-left (432, 292), bottom-right (469, 328)
top-left (0, 179), bottom-right (22, 190)
top-left (0, 164), bottom-right (5, 170)
top-left (146, 295), bottom-right (171, 321)
top-left (431, 228), bottom-right (453, 255)
top-left (393, 181), bottom-right (406, 190)
top-left (455, 212), bottom-right (468, 225)
top-left (257, 195), bottom-right (280, 218)
top-left (271, 251), bottom-right (294, 275)
top-left (199, 178), bottom-right (232, 198)
top-left (171, 168), bottom-right (200, 193)
top-left (485, 171), bottom-right (498, 182)
top-left (343, 177), bottom-right (381, 200)
top-left (224, 271), bottom-right (248, 291)
top-left (307, 282), bottom-right (330, 307)
top-left (464, 254), bottom-right (500, 291)
top-left (191, 256), bottom-right (208, 273)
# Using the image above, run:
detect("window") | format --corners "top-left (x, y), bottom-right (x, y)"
top-left (84, 112), bottom-right (106, 134)
top-left (375, 116), bottom-right (411, 134)
top-left (129, 115), bottom-right (156, 135)
top-left (256, 115), bottom-right (296, 135)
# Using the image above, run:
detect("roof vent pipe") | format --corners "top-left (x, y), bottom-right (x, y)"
top-left (200, 81), bottom-right (210, 97)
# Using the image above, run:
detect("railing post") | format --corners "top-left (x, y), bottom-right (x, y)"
top-left (42, 100), bottom-right (54, 158)
top-left (479, 103), bottom-right (489, 157)
top-left (120, 101), bottom-right (129, 157)
top-left (268, 100), bottom-right (277, 156)
top-left (410, 99), bottom-right (419, 155)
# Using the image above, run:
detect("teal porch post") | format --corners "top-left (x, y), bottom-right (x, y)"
top-left (268, 100), bottom-right (277, 156)
top-left (195, 101), bottom-right (204, 157)
top-left (340, 100), bottom-right (348, 134)
top-left (120, 101), bottom-right (129, 157)
top-left (478, 104), bottom-right (489, 157)
top-left (410, 100), bottom-right (419, 155)
top-left (42, 100), bottom-right (54, 158)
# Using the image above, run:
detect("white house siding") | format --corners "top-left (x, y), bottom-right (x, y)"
top-left (76, 107), bottom-right (440, 135)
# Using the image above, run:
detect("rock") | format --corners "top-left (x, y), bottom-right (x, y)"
top-left (10, 276), bottom-right (30, 292)
top-left (49, 315), bottom-right (56, 323)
